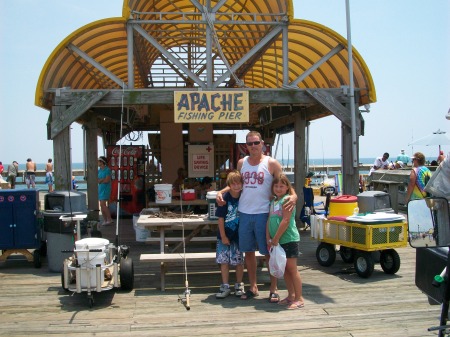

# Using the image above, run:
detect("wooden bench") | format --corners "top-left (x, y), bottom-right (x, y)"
top-left (141, 251), bottom-right (266, 291)
top-left (145, 236), bottom-right (216, 243)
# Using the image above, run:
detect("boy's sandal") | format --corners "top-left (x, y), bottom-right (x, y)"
top-left (268, 292), bottom-right (280, 303)
top-left (241, 290), bottom-right (259, 300)
top-left (286, 301), bottom-right (305, 310)
top-left (278, 297), bottom-right (293, 306)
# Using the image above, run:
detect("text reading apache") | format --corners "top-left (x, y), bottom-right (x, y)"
top-left (176, 92), bottom-right (244, 121)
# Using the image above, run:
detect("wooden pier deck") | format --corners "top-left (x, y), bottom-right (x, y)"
top-left (0, 215), bottom-right (443, 336)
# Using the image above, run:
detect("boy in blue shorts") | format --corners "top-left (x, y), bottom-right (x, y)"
top-left (215, 170), bottom-right (245, 299)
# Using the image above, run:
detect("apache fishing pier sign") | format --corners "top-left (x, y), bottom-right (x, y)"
top-left (174, 91), bottom-right (249, 123)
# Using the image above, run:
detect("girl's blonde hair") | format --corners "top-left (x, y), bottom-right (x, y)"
top-left (271, 173), bottom-right (294, 197)
top-left (226, 170), bottom-right (243, 186)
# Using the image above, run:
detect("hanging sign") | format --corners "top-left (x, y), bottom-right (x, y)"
top-left (188, 145), bottom-right (215, 178)
top-left (174, 91), bottom-right (249, 123)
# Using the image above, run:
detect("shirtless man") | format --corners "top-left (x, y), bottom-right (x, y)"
top-left (25, 158), bottom-right (37, 189)
top-left (216, 131), bottom-right (297, 302)
top-left (45, 158), bottom-right (54, 192)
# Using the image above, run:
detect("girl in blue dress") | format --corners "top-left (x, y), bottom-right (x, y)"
top-left (98, 156), bottom-right (112, 225)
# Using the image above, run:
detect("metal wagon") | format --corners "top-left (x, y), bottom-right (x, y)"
top-left (313, 216), bottom-right (408, 278)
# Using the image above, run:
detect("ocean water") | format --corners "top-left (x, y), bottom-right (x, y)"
top-left (279, 157), bottom-right (375, 167)
top-left (281, 157), bottom-right (375, 176)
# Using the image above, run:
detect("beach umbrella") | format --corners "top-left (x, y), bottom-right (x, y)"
top-left (408, 129), bottom-right (450, 152)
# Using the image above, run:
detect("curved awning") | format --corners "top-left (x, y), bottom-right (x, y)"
top-left (36, 0), bottom-right (375, 111)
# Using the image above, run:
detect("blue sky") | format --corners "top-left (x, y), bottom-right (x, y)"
top-left (0, 0), bottom-right (449, 165)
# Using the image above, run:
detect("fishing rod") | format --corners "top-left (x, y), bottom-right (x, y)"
top-left (114, 86), bottom-right (125, 248)
top-left (177, 187), bottom-right (191, 310)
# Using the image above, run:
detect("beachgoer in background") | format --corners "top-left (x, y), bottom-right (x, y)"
top-left (72, 175), bottom-right (78, 190)
top-left (437, 150), bottom-right (446, 164)
top-left (369, 152), bottom-right (389, 176)
top-left (6, 161), bottom-right (19, 189)
top-left (25, 158), bottom-right (37, 189)
top-left (430, 160), bottom-right (438, 166)
top-left (98, 156), bottom-right (112, 225)
top-left (389, 161), bottom-right (405, 169)
top-left (267, 173), bottom-right (304, 310)
top-left (405, 152), bottom-right (432, 201)
top-left (0, 162), bottom-right (4, 177)
top-left (215, 170), bottom-right (245, 299)
top-left (396, 149), bottom-right (410, 165)
top-left (216, 130), bottom-right (297, 302)
top-left (147, 158), bottom-right (157, 175)
top-left (197, 176), bottom-right (213, 199)
top-left (45, 158), bottom-right (54, 192)
top-left (173, 167), bottom-right (187, 192)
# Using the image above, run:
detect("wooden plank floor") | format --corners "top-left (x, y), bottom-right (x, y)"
top-left (0, 216), bottom-right (443, 337)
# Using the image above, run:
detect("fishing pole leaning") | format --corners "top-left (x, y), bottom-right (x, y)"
top-left (177, 185), bottom-right (191, 310)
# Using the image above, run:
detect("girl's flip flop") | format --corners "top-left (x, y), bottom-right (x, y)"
top-left (278, 297), bottom-right (293, 306)
top-left (286, 301), bottom-right (305, 310)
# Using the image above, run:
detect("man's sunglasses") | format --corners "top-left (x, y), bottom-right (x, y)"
top-left (246, 141), bottom-right (261, 146)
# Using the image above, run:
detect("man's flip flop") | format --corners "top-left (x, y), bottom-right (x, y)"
top-left (241, 290), bottom-right (259, 300)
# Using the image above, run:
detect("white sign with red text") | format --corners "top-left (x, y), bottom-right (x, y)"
top-left (188, 145), bottom-right (215, 178)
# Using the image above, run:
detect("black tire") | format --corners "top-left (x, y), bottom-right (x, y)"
top-left (380, 249), bottom-right (401, 274)
top-left (33, 250), bottom-right (42, 268)
top-left (324, 186), bottom-right (335, 196)
top-left (354, 251), bottom-right (374, 278)
top-left (339, 246), bottom-right (354, 263)
top-left (120, 257), bottom-right (134, 290)
top-left (40, 241), bottom-right (47, 257)
top-left (316, 242), bottom-right (336, 267)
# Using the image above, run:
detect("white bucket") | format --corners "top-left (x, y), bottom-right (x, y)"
top-left (155, 184), bottom-right (173, 204)
top-left (206, 191), bottom-right (218, 220)
top-left (133, 213), bottom-right (150, 242)
top-left (75, 238), bottom-right (109, 288)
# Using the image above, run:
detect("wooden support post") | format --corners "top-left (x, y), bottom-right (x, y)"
top-left (85, 112), bottom-right (99, 217)
top-left (52, 106), bottom-right (72, 191)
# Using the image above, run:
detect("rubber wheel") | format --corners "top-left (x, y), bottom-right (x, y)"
top-left (339, 246), bottom-right (354, 263)
top-left (380, 249), bottom-right (401, 274)
top-left (40, 241), bottom-right (47, 257)
top-left (120, 257), bottom-right (134, 290)
top-left (354, 251), bottom-right (375, 278)
top-left (33, 250), bottom-right (42, 268)
top-left (324, 187), bottom-right (335, 196)
top-left (316, 242), bottom-right (336, 267)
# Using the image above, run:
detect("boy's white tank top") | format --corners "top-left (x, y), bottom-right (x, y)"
top-left (238, 156), bottom-right (273, 214)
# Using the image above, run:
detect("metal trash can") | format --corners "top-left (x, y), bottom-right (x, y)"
top-left (43, 211), bottom-right (81, 272)
top-left (43, 191), bottom-right (87, 272)
top-left (44, 191), bottom-right (87, 213)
